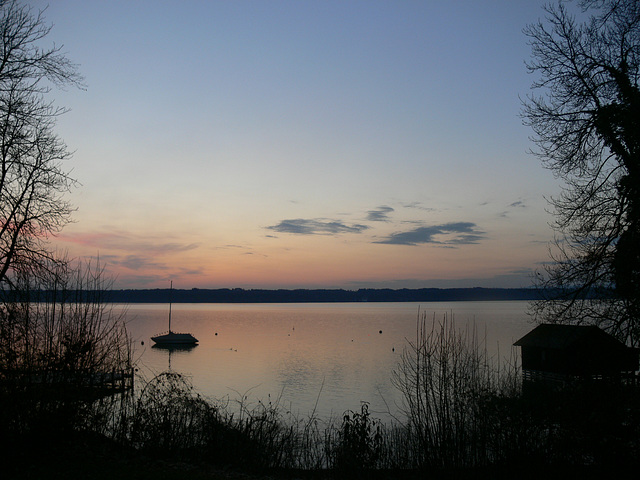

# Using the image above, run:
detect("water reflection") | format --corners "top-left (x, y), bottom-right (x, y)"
top-left (151, 343), bottom-right (198, 370)
top-left (151, 344), bottom-right (198, 352)
top-left (123, 302), bottom-right (532, 422)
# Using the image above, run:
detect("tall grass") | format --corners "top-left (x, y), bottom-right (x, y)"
top-left (392, 313), bottom-right (522, 468)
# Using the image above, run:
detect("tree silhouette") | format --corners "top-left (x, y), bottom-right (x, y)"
top-left (0, 0), bottom-right (83, 286)
top-left (524, 0), bottom-right (640, 345)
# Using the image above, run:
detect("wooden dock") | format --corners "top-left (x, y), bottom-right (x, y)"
top-left (0, 367), bottom-right (135, 397)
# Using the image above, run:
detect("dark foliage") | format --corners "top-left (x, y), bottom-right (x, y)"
top-left (332, 402), bottom-right (383, 473)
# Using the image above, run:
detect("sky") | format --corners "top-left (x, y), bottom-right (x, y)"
top-left (36, 0), bottom-right (562, 290)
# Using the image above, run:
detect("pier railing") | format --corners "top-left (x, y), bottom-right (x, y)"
top-left (522, 368), bottom-right (639, 386)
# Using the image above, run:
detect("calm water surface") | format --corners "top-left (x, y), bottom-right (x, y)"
top-left (120, 302), bottom-right (532, 422)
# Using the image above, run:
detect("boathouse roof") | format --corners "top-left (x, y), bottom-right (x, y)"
top-left (514, 323), bottom-right (623, 350)
top-left (514, 323), bottom-right (639, 376)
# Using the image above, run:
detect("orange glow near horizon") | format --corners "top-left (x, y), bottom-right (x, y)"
top-left (55, 219), bottom-right (549, 290)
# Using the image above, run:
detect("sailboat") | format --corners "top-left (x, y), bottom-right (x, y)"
top-left (151, 281), bottom-right (198, 346)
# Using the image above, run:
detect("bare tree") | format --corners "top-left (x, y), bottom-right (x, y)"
top-left (0, 0), bottom-right (83, 286)
top-left (0, 257), bottom-right (132, 435)
top-left (524, 0), bottom-right (640, 345)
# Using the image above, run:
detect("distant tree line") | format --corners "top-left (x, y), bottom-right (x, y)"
top-left (16, 287), bottom-right (574, 303)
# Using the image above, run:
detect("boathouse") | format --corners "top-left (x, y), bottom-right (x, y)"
top-left (514, 323), bottom-right (639, 385)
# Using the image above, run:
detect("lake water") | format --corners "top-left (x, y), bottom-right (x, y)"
top-left (121, 301), bottom-right (533, 422)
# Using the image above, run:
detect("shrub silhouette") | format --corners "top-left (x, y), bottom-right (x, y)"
top-left (332, 402), bottom-right (383, 472)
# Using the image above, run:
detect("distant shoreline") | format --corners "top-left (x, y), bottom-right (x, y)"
top-left (101, 287), bottom-right (542, 303)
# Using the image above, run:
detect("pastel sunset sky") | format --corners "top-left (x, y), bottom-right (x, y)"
top-left (41, 0), bottom-right (560, 290)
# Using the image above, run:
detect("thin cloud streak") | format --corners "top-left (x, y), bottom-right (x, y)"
top-left (400, 202), bottom-right (436, 212)
top-left (91, 253), bottom-right (204, 274)
top-left (59, 230), bottom-right (200, 255)
top-left (500, 199), bottom-right (529, 218)
top-left (376, 222), bottom-right (486, 246)
top-left (118, 255), bottom-right (167, 271)
top-left (267, 219), bottom-right (370, 235)
top-left (366, 206), bottom-right (394, 222)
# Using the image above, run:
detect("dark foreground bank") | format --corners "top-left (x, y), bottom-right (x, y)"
top-left (5, 432), bottom-right (636, 480)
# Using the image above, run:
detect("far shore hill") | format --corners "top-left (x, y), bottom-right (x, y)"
top-left (100, 287), bottom-right (545, 303)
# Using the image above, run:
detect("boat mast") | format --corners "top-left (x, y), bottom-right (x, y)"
top-left (169, 280), bottom-right (173, 333)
